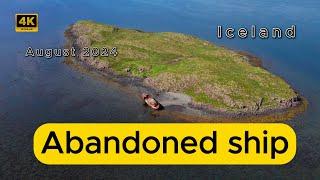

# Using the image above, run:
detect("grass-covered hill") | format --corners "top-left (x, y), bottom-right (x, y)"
top-left (67, 21), bottom-right (301, 112)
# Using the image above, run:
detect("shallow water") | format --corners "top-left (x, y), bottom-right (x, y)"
top-left (0, 0), bottom-right (320, 178)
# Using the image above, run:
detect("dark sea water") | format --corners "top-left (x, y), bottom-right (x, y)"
top-left (1, 0), bottom-right (319, 179)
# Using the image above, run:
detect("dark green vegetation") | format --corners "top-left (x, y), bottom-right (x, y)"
top-left (68, 21), bottom-right (301, 113)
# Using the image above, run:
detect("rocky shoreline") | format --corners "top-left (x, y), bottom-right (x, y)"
top-left (64, 23), bottom-right (306, 121)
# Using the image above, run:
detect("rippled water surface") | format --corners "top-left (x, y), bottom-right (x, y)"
top-left (0, 0), bottom-right (320, 178)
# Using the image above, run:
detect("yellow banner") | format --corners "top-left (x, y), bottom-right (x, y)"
top-left (33, 123), bottom-right (296, 165)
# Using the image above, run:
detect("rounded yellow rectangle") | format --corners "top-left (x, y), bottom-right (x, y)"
top-left (33, 123), bottom-right (296, 165)
top-left (15, 14), bottom-right (39, 32)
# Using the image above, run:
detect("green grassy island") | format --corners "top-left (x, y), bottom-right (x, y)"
top-left (66, 21), bottom-right (303, 117)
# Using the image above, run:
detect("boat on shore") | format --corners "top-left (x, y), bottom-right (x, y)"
top-left (142, 93), bottom-right (161, 110)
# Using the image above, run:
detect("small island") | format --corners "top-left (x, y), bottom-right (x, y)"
top-left (65, 21), bottom-right (305, 121)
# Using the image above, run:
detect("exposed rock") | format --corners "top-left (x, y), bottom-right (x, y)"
top-left (138, 67), bottom-right (145, 73)
top-left (96, 61), bottom-right (109, 70)
top-left (70, 23), bottom-right (93, 36)
top-left (112, 27), bottom-right (120, 33)
top-left (279, 95), bottom-right (302, 108)
top-left (199, 83), bottom-right (237, 108)
top-left (255, 97), bottom-right (264, 111)
top-left (124, 68), bottom-right (131, 72)
top-left (143, 77), bottom-right (154, 86)
top-left (75, 35), bottom-right (91, 47)
top-left (89, 59), bottom-right (97, 66)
